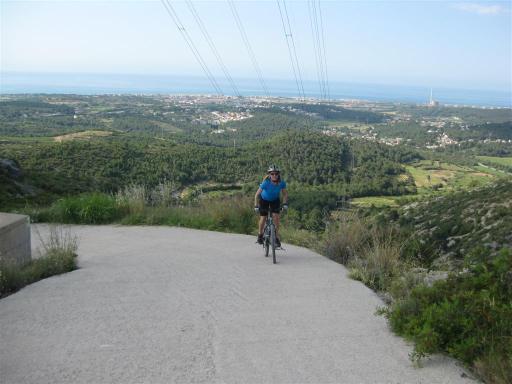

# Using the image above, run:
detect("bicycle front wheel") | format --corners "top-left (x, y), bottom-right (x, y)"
top-left (270, 224), bottom-right (276, 264)
top-left (264, 228), bottom-right (269, 257)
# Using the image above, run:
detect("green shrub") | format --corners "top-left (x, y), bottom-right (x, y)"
top-left (50, 195), bottom-right (82, 222)
top-left (175, 196), bottom-right (256, 234)
top-left (279, 226), bottom-right (321, 250)
top-left (164, 206), bottom-right (217, 230)
top-left (0, 264), bottom-right (24, 294)
top-left (381, 248), bottom-right (512, 383)
top-left (119, 195), bottom-right (256, 234)
top-left (48, 193), bottom-right (122, 224)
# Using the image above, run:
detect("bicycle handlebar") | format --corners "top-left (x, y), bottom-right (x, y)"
top-left (253, 205), bottom-right (288, 214)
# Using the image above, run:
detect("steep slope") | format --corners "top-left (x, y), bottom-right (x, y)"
top-left (396, 179), bottom-right (512, 267)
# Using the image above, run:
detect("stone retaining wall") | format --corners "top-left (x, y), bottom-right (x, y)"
top-left (0, 213), bottom-right (31, 266)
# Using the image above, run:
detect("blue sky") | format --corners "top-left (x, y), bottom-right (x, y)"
top-left (1, 0), bottom-right (511, 91)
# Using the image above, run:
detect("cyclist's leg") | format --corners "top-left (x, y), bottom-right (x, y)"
top-left (258, 216), bottom-right (265, 235)
top-left (270, 199), bottom-right (281, 245)
top-left (272, 212), bottom-right (280, 238)
top-left (272, 214), bottom-right (281, 247)
top-left (258, 198), bottom-right (269, 242)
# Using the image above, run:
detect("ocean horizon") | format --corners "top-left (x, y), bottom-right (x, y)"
top-left (1, 72), bottom-right (510, 108)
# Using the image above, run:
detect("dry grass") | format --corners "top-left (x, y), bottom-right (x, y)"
top-left (115, 184), bottom-right (147, 214)
top-left (37, 225), bottom-right (79, 258)
top-left (149, 180), bottom-right (178, 207)
top-left (323, 212), bottom-right (370, 264)
top-left (1, 225), bottom-right (78, 298)
top-left (324, 212), bottom-right (405, 291)
top-left (348, 227), bottom-right (403, 291)
top-left (53, 130), bottom-right (112, 142)
top-left (115, 181), bottom-right (178, 214)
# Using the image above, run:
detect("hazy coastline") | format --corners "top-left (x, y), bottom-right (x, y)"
top-left (1, 72), bottom-right (510, 108)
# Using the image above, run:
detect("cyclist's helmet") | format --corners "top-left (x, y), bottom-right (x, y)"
top-left (267, 164), bottom-right (280, 174)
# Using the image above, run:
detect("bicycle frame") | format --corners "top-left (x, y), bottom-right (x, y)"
top-left (262, 210), bottom-right (277, 264)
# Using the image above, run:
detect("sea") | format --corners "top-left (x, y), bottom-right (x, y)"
top-left (1, 72), bottom-right (510, 108)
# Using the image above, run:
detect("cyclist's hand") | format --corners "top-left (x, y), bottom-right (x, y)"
top-left (282, 204), bottom-right (288, 211)
top-left (254, 206), bottom-right (260, 213)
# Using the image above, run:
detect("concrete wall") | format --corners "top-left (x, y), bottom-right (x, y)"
top-left (0, 213), bottom-right (31, 266)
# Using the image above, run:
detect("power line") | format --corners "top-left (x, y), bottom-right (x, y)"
top-left (276, 0), bottom-right (301, 100)
top-left (315, 1), bottom-right (327, 99)
top-left (227, 0), bottom-right (270, 97)
top-left (276, 0), bottom-right (305, 101)
top-left (307, 0), bottom-right (323, 98)
top-left (185, 0), bottom-right (241, 97)
top-left (283, 0), bottom-right (306, 100)
top-left (314, 0), bottom-right (328, 100)
top-left (318, 0), bottom-right (330, 100)
top-left (308, 0), bottom-right (328, 100)
top-left (161, 0), bottom-right (223, 95)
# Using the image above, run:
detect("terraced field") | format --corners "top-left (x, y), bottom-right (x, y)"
top-left (352, 160), bottom-right (502, 208)
top-left (53, 130), bottom-right (113, 142)
top-left (405, 160), bottom-right (496, 191)
top-left (477, 156), bottom-right (512, 167)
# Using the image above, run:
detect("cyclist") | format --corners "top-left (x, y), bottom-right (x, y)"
top-left (254, 164), bottom-right (288, 247)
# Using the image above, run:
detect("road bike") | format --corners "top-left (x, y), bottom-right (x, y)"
top-left (261, 207), bottom-right (285, 264)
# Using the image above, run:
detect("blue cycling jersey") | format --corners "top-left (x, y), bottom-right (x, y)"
top-left (260, 178), bottom-right (287, 202)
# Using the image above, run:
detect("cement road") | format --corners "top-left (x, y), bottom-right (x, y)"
top-left (0, 225), bottom-right (475, 383)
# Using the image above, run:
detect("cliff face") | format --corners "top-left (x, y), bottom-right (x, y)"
top-left (0, 159), bottom-right (38, 207)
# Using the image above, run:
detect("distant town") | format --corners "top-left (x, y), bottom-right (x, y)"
top-left (1, 93), bottom-right (510, 150)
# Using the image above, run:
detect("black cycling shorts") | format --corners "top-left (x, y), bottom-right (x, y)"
top-left (259, 197), bottom-right (280, 216)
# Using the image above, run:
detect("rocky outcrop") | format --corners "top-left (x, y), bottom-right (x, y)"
top-left (0, 159), bottom-right (38, 205)
top-left (0, 159), bottom-right (22, 179)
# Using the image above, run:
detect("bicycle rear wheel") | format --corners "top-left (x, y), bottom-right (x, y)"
top-left (270, 224), bottom-right (276, 264)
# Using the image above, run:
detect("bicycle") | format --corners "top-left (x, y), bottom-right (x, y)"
top-left (260, 206), bottom-right (286, 264)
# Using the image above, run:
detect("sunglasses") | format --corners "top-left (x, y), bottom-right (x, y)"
top-left (270, 172), bottom-right (279, 176)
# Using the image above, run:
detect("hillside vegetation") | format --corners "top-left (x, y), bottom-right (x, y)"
top-left (1, 94), bottom-right (511, 383)
top-left (396, 180), bottom-right (512, 267)
top-left (0, 130), bottom-right (420, 208)
top-left (325, 180), bottom-right (512, 383)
